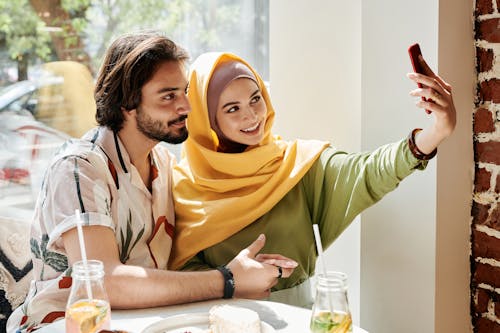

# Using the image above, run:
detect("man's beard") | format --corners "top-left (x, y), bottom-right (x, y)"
top-left (136, 107), bottom-right (188, 144)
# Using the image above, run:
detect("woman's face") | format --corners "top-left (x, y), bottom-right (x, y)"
top-left (215, 78), bottom-right (267, 146)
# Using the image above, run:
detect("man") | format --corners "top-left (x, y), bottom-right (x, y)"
top-left (7, 32), bottom-right (296, 332)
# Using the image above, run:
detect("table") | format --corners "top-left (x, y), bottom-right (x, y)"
top-left (36, 298), bottom-right (369, 332)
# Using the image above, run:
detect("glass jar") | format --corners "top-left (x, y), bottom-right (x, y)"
top-left (65, 260), bottom-right (111, 333)
top-left (310, 272), bottom-right (352, 333)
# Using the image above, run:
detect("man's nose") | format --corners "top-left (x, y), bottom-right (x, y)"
top-left (177, 93), bottom-right (191, 115)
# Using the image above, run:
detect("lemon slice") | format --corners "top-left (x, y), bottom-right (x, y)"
top-left (67, 300), bottom-right (109, 333)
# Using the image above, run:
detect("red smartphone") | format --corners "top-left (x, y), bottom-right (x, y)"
top-left (408, 43), bottom-right (431, 114)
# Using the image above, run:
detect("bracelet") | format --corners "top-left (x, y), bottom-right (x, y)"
top-left (408, 128), bottom-right (437, 161)
top-left (216, 265), bottom-right (235, 299)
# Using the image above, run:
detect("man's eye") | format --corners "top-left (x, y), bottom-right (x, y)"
top-left (164, 93), bottom-right (175, 100)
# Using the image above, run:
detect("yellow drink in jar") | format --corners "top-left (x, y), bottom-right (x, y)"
top-left (65, 299), bottom-right (111, 333)
top-left (310, 311), bottom-right (353, 333)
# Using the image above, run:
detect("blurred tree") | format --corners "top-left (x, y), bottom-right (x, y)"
top-left (30, 0), bottom-right (92, 72)
top-left (83, 0), bottom-right (239, 72)
top-left (0, 0), bottom-right (52, 80)
top-left (0, 0), bottom-right (242, 80)
top-left (0, 0), bottom-right (92, 80)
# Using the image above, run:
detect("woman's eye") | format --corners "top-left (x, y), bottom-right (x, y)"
top-left (226, 106), bottom-right (239, 113)
top-left (250, 95), bottom-right (261, 104)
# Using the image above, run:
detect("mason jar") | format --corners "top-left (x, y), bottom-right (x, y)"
top-left (310, 271), bottom-right (352, 333)
top-left (65, 260), bottom-right (111, 333)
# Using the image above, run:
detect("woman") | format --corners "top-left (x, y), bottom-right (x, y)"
top-left (171, 52), bottom-right (456, 307)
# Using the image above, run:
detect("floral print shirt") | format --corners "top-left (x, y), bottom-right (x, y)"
top-left (7, 127), bottom-right (176, 332)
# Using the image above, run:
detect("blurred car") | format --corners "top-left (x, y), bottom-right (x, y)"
top-left (0, 61), bottom-right (95, 219)
top-left (0, 61), bottom-right (96, 137)
top-left (0, 110), bottom-right (69, 218)
top-left (0, 76), bottom-right (64, 116)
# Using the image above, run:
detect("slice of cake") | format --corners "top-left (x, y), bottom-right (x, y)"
top-left (208, 304), bottom-right (262, 333)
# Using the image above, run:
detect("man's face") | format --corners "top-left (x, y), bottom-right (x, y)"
top-left (135, 61), bottom-right (190, 144)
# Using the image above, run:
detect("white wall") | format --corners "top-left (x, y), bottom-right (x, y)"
top-left (270, 0), bottom-right (362, 324)
top-left (270, 1), bottom-right (473, 332)
top-left (360, 1), bottom-right (438, 332)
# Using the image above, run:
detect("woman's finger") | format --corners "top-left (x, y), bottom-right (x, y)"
top-left (280, 267), bottom-right (295, 278)
top-left (414, 54), bottom-right (452, 94)
top-left (255, 253), bottom-right (292, 260)
top-left (255, 255), bottom-right (298, 268)
top-left (410, 87), bottom-right (449, 108)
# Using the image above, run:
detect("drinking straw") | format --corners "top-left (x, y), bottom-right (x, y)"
top-left (313, 224), bottom-right (328, 278)
top-left (312, 224), bottom-right (334, 318)
top-left (75, 209), bottom-right (93, 300)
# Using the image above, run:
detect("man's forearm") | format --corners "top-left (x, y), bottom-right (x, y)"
top-left (104, 264), bottom-right (223, 309)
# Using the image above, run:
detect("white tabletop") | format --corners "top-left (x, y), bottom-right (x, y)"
top-left (36, 298), bottom-right (369, 332)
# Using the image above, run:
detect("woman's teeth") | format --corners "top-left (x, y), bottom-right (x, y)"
top-left (242, 123), bottom-right (259, 132)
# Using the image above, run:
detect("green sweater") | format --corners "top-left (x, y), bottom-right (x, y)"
top-left (181, 138), bottom-right (426, 301)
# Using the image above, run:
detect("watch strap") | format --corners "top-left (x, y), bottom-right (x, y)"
top-left (216, 265), bottom-right (235, 299)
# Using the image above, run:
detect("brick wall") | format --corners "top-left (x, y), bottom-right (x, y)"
top-left (472, 1), bottom-right (500, 332)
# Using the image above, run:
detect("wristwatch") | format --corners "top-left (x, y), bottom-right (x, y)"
top-left (216, 265), bottom-right (235, 299)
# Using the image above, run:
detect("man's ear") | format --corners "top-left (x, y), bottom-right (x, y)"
top-left (121, 106), bottom-right (136, 118)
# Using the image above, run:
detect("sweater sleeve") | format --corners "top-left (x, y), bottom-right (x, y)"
top-left (302, 138), bottom-right (427, 249)
top-left (180, 252), bottom-right (213, 271)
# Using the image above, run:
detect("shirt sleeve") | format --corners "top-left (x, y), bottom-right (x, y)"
top-left (302, 138), bottom-right (427, 249)
top-left (40, 154), bottom-right (114, 251)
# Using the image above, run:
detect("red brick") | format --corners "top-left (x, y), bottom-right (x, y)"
top-left (474, 287), bottom-right (491, 313)
top-left (474, 316), bottom-right (500, 333)
top-left (475, 141), bottom-right (500, 164)
top-left (489, 205), bottom-right (500, 231)
top-left (474, 108), bottom-right (495, 133)
top-left (472, 201), bottom-right (491, 225)
top-left (476, 18), bottom-right (500, 43)
top-left (475, 167), bottom-right (492, 192)
top-left (473, 229), bottom-right (500, 260)
top-left (479, 79), bottom-right (500, 103)
top-left (498, 0), bottom-right (500, 12)
top-left (474, 262), bottom-right (500, 288)
top-left (476, 0), bottom-right (494, 15)
top-left (496, 173), bottom-right (500, 193)
top-left (477, 47), bottom-right (494, 72)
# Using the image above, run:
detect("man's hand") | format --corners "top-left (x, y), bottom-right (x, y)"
top-left (226, 234), bottom-right (298, 299)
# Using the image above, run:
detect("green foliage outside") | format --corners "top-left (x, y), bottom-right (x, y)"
top-left (0, 0), bottom-right (242, 81)
top-left (0, 0), bottom-right (52, 80)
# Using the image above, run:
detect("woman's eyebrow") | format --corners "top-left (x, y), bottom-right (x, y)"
top-left (222, 89), bottom-right (260, 109)
top-left (222, 101), bottom-right (239, 109)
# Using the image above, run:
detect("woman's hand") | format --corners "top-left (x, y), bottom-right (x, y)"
top-left (407, 55), bottom-right (457, 154)
top-left (255, 253), bottom-right (298, 271)
top-left (226, 234), bottom-right (298, 299)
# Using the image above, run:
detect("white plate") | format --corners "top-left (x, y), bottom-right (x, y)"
top-left (141, 312), bottom-right (275, 333)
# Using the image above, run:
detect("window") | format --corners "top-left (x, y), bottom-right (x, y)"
top-left (0, 0), bottom-right (269, 220)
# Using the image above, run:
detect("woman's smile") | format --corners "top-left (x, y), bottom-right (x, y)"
top-left (241, 121), bottom-right (261, 133)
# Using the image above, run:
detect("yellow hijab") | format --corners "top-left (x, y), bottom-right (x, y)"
top-left (170, 52), bottom-right (329, 269)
